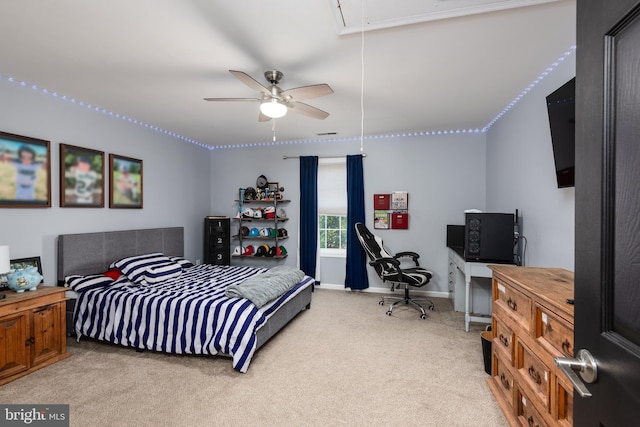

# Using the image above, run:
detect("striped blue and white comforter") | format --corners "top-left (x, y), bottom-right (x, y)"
top-left (74, 264), bottom-right (314, 372)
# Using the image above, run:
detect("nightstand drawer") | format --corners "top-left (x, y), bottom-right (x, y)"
top-left (493, 315), bottom-right (515, 365)
top-left (517, 340), bottom-right (550, 412)
top-left (536, 304), bottom-right (573, 358)
top-left (494, 280), bottom-right (531, 332)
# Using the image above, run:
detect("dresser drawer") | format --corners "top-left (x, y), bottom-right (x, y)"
top-left (493, 316), bottom-right (515, 365)
top-left (492, 350), bottom-right (515, 411)
top-left (206, 217), bottom-right (229, 234)
top-left (209, 234), bottom-right (230, 249)
top-left (494, 280), bottom-right (532, 332)
top-left (517, 341), bottom-right (550, 412)
top-left (517, 387), bottom-right (547, 427)
top-left (536, 304), bottom-right (573, 358)
top-left (555, 377), bottom-right (574, 427)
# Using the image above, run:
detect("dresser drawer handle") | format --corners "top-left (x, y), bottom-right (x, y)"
top-left (500, 373), bottom-right (510, 390)
top-left (561, 339), bottom-right (572, 356)
top-left (499, 334), bottom-right (509, 347)
top-left (528, 366), bottom-right (542, 384)
top-left (507, 297), bottom-right (517, 311)
top-left (527, 415), bottom-right (539, 427)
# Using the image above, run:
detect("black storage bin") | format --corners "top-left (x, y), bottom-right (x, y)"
top-left (481, 326), bottom-right (492, 375)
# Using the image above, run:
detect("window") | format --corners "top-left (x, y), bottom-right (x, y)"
top-left (319, 214), bottom-right (347, 251)
top-left (318, 158), bottom-right (347, 256)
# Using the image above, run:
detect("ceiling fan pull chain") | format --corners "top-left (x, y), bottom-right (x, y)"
top-left (272, 119), bottom-right (277, 142)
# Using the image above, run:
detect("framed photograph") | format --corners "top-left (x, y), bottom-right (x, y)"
top-left (60, 144), bottom-right (105, 207)
top-left (10, 257), bottom-right (43, 284)
top-left (0, 131), bottom-right (51, 208)
top-left (109, 154), bottom-right (143, 208)
top-left (267, 182), bottom-right (280, 192)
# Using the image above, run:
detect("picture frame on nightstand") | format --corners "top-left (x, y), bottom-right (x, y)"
top-left (9, 256), bottom-right (43, 283)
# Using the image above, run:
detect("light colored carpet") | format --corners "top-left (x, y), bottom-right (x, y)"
top-left (0, 289), bottom-right (507, 427)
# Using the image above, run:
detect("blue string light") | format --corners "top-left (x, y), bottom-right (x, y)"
top-left (1, 44), bottom-right (575, 152)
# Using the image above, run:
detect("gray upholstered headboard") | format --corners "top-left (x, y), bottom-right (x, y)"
top-left (57, 227), bottom-right (184, 284)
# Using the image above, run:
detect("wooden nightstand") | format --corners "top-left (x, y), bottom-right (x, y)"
top-left (0, 286), bottom-right (70, 386)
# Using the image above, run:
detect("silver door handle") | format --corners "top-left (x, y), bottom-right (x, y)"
top-left (554, 348), bottom-right (598, 398)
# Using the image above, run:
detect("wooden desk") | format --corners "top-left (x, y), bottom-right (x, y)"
top-left (448, 247), bottom-right (497, 332)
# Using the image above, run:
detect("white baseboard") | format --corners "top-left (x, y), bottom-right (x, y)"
top-left (316, 283), bottom-right (450, 299)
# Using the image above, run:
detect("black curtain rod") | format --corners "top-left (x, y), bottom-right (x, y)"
top-left (282, 154), bottom-right (367, 160)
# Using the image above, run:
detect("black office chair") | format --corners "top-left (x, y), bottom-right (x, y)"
top-left (355, 222), bottom-right (435, 319)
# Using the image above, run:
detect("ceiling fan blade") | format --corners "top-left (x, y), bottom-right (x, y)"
top-left (203, 97), bottom-right (260, 102)
top-left (288, 102), bottom-right (330, 120)
top-left (229, 70), bottom-right (271, 95)
top-left (281, 84), bottom-right (333, 102)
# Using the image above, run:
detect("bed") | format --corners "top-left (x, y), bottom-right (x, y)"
top-left (57, 227), bottom-right (314, 372)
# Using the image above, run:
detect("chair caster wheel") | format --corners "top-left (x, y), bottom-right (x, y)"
top-left (379, 300), bottom-right (385, 306)
top-left (421, 314), bottom-right (427, 320)
top-left (429, 305), bottom-right (435, 311)
top-left (386, 310), bottom-right (392, 316)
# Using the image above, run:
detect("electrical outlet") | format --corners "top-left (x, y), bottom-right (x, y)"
top-left (195, 259), bottom-right (201, 265)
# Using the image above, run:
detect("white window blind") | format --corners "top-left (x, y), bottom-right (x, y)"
top-left (317, 158), bottom-right (347, 215)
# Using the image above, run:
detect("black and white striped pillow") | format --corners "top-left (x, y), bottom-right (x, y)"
top-left (144, 260), bottom-right (183, 283)
top-left (65, 274), bottom-right (115, 292)
top-left (169, 256), bottom-right (195, 269)
top-left (110, 253), bottom-right (181, 284)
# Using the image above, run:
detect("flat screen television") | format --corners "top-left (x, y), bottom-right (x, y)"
top-left (546, 77), bottom-right (576, 188)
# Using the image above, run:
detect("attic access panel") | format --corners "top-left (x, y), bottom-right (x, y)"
top-left (329, 0), bottom-right (563, 34)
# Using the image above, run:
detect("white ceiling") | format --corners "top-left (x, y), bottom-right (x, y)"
top-left (0, 0), bottom-right (576, 149)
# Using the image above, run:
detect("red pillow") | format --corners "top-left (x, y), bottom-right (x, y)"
top-left (103, 268), bottom-right (122, 280)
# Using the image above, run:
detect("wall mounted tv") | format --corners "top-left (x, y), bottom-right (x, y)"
top-left (546, 77), bottom-right (576, 188)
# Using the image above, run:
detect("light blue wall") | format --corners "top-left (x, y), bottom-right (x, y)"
top-left (0, 49), bottom-right (576, 292)
top-left (210, 132), bottom-right (487, 293)
top-left (0, 78), bottom-right (211, 284)
top-left (485, 51), bottom-right (575, 270)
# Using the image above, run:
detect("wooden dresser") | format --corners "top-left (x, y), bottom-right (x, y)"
top-left (0, 286), bottom-right (70, 386)
top-left (487, 265), bottom-right (574, 427)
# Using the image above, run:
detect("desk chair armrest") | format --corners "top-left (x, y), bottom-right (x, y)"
top-left (369, 257), bottom-right (404, 280)
top-left (394, 251), bottom-right (420, 266)
top-left (369, 257), bottom-right (400, 268)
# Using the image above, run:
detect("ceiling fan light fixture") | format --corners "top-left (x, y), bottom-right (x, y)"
top-left (260, 98), bottom-right (287, 118)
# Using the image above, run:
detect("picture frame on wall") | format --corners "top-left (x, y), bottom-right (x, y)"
top-left (60, 144), bottom-right (105, 207)
top-left (109, 154), bottom-right (143, 209)
top-left (267, 182), bottom-right (280, 193)
top-left (0, 131), bottom-right (51, 208)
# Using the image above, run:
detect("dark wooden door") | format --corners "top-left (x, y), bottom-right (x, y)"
top-left (575, 0), bottom-right (640, 425)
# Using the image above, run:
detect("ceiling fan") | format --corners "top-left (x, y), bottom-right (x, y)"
top-left (204, 70), bottom-right (333, 121)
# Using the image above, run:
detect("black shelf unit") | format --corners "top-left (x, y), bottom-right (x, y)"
top-left (234, 198), bottom-right (289, 259)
